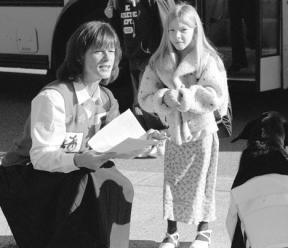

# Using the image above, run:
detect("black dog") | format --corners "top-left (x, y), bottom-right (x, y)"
top-left (232, 111), bottom-right (288, 188)
top-left (230, 111), bottom-right (288, 248)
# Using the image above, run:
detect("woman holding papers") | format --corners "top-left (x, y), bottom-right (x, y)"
top-left (0, 21), bottom-right (135, 248)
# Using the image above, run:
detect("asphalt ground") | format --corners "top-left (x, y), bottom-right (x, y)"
top-left (0, 73), bottom-right (288, 247)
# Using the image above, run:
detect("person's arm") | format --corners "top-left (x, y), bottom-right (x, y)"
top-left (156, 0), bottom-right (175, 29)
top-left (30, 89), bottom-right (118, 173)
top-left (104, 0), bottom-right (114, 18)
top-left (30, 89), bottom-right (79, 173)
top-left (177, 56), bottom-right (228, 114)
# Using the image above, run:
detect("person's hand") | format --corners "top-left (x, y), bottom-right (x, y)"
top-left (146, 129), bottom-right (169, 157)
top-left (163, 89), bottom-right (180, 108)
top-left (104, 6), bottom-right (113, 18)
top-left (74, 150), bottom-right (117, 171)
top-left (146, 129), bottom-right (169, 141)
top-left (176, 88), bottom-right (189, 112)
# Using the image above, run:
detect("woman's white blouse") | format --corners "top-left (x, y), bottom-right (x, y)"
top-left (30, 82), bottom-right (101, 173)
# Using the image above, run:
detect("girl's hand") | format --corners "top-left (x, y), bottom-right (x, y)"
top-left (74, 150), bottom-right (117, 171)
top-left (163, 90), bottom-right (180, 108)
top-left (176, 88), bottom-right (191, 112)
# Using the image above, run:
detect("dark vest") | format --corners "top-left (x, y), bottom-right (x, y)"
top-left (116, 0), bottom-right (162, 59)
top-left (1, 81), bottom-right (118, 167)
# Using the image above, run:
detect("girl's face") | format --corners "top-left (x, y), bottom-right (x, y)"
top-left (168, 18), bottom-right (196, 52)
top-left (83, 45), bottom-right (115, 82)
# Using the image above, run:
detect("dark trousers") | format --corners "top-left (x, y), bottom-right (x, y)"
top-left (0, 162), bottom-right (133, 248)
top-left (229, 0), bottom-right (257, 67)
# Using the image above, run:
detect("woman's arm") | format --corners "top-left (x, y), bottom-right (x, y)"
top-left (30, 89), bottom-right (118, 173)
top-left (30, 90), bottom-right (79, 173)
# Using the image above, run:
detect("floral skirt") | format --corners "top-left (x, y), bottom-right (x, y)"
top-left (163, 133), bottom-right (219, 225)
top-left (0, 162), bottom-right (133, 248)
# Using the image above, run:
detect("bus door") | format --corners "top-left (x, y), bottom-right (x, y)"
top-left (198, 0), bottom-right (282, 92)
top-left (283, 0), bottom-right (288, 89)
top-left (258, 0), bottom-right (281, 91)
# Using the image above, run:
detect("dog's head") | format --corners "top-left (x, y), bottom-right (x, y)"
top-left (232, 111), bottom-right (288, 147)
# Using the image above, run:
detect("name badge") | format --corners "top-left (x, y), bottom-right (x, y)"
top-left (61, 132), bottom-right (83, 153)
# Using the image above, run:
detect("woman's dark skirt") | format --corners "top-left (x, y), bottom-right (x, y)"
top-left (0, 161), bottom-right (133, 248)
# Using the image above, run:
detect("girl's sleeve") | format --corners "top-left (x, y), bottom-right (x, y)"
top-left (138, 65), bottom-right (171, 117)
top-left (178, 57), bottom-right (228, 114)
top-left (30, 90), bottom-right (79, 173)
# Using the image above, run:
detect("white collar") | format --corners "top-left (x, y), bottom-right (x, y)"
top-left (73, 81), bottom-right (101, 105)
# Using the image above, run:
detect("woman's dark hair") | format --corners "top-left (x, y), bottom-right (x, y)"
top-left (56, 21), bottom-right (122, 85)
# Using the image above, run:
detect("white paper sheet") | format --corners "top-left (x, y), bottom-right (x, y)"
top-left (88, 109), bottom-right (157, 154)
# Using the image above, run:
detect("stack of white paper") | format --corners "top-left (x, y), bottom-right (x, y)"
top-left (88, 109), bottom-right (157, 154)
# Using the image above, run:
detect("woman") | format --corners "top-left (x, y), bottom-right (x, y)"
top-left (0, 21), bottom-right (134, 248)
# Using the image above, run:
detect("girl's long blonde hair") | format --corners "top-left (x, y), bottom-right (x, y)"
top-left (149, 2), bottom-right (225, 74)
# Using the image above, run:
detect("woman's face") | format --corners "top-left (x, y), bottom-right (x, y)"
top-left (168, 18), bottom-right (196, 52)
top-left (83, 46), bottom-right (115, 82)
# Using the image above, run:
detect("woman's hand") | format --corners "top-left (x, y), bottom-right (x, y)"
top-left (163, 89), bottom-right (180, 108)
top-left (145, 129), bottom-right (169, 156)
top-left (74, 150), bottom-right (117, 171)
top-left (146, 129), bottom-right (169, 141)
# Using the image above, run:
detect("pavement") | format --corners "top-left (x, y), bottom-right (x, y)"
top-left (0, 151), bottom-right (241, 248)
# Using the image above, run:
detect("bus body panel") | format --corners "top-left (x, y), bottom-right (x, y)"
top-left (0, 7), bottom-right (62, 57)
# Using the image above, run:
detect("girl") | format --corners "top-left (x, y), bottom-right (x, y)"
top-left (0, 21), bottom-right (137, 248)
top-left (138, 3), bottom-right (229, 248)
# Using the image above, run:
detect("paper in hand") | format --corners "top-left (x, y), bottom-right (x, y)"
top-left (88, 109), bottom-right (157, 154)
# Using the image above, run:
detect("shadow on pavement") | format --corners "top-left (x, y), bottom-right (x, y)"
top-left (0, 238), bottom-right (194, 248)
top-left (130, 240), bottom-right (192, 248)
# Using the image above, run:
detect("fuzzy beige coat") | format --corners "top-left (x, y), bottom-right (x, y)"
top-left (138, 51), bottom-right (228, 145)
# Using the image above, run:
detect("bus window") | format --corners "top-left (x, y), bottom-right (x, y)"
top-left (261, 0), bottom-right (280, 56)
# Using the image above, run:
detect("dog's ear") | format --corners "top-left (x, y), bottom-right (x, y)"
top-left (231, 118), bottom-right (259, 143)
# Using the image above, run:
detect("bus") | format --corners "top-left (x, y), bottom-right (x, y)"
top-left (0, 0), bottom-right (112, 75)
top-left (0, 0), bottom-right (287, 92)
